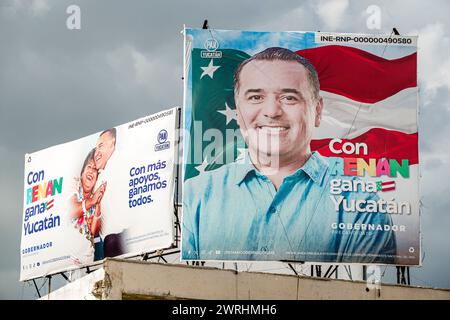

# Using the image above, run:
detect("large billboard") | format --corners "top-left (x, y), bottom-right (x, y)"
top-left (20, 108), bottom-right (179, 281)
top-left (181, 29), bottom-right (419, 265)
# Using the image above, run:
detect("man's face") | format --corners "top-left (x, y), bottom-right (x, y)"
top-left (235, 60), bottom-right (322, 160)
top-left (94, 132), bottom-right (115, 170)
top-left (81, 159), bottom-right (98, 194)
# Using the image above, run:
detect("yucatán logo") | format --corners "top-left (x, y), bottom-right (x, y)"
top-left (155, 129), bottom-right (170, 151)
top-left (201, 38), bottom-right (222, 59)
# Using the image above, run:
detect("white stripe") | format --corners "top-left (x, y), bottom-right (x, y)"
top-left (312, 87), bottom-right (418, 140)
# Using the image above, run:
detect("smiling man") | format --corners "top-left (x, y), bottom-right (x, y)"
top-left (94, 128), bottom-right (127, 258)
top-left (182, 47), bottom-right (397, 263)
top-left (233, 48), bottom-right (323, 189)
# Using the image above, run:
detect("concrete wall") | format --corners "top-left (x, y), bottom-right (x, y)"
top-left (97, 258), bottom-right (450, 300)
top-left (40, 269), bottom-right (104, 300)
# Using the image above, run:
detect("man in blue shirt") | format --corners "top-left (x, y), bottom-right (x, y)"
top-left (182, 47), bottom-right (396, 263)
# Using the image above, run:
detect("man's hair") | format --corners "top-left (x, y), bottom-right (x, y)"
top-left (234, 47), bottom-right (320, 102)
top-left (100, 127), bottom-right (117, 146)
top-left (81, 148), bottom-right (96, 176)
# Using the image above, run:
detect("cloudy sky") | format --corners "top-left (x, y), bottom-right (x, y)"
top-left (1, 0), bottom-right (449, 299)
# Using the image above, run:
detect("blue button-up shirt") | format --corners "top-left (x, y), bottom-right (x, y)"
top-left (182, 152), bottom-right (396, 263)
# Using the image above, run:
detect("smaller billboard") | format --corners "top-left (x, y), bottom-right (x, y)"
top-left (20, 107), bottom-right (179, 281)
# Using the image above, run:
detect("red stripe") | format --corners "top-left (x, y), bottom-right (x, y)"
top-left (46, 199), bottom-right (54, 210)
top-left (310, 128), bottom-right (418, 165)
top-left (296, 45), bottom-right (417, 104)
top-left (381, 181), bottom-right (395, 187)
top-left (382, 186), bottom-right (396, 192)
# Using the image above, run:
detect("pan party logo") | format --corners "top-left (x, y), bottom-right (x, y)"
top-left (155, 129), bottom-right (170, 151)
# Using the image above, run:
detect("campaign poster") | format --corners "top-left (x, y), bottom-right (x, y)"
top-left (181, 28), bottom-right (419, 265)
top-left (20, 107), bottom-right (179, 281)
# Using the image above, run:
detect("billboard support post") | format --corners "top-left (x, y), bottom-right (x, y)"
top-left (47, 275), bottom-right (51, 296)
top-left (407, 266), bottom-right (411, 284)
top-left (142, 249), bottom-right (181, 262)
top-left (158, 255), bottom-right (168, 264)
top-left (344, 265), bottom-right (353, 280)
top-left (287, 263), bottom-right (298, 276)
top-left (60, 272), bottom-right (71, 283)
top-left (182, 28), bottom-right (419, 267)
top-left (137, 107), bottom-right (182, 265)
top-left (308, 265), bottom-right (342, 279)
top-left (315, 265), bottom-right (321, 277)
top-left (32, 279), bottom-right (41, 298)
top-left (174, 108), bottom-right (182, 239)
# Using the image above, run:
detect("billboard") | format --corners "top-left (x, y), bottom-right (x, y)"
top-left (181, 29), bottom-right (419, 265)
top-left (20, 107), bottom-right (179, 281)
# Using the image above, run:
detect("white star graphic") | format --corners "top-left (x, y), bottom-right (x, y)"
top-left (200, 59), bottom-right (220, 79)
top-left (217, 102), bottom-right (237, 125)
top-left (194, 157), bottom-right (209, 174)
